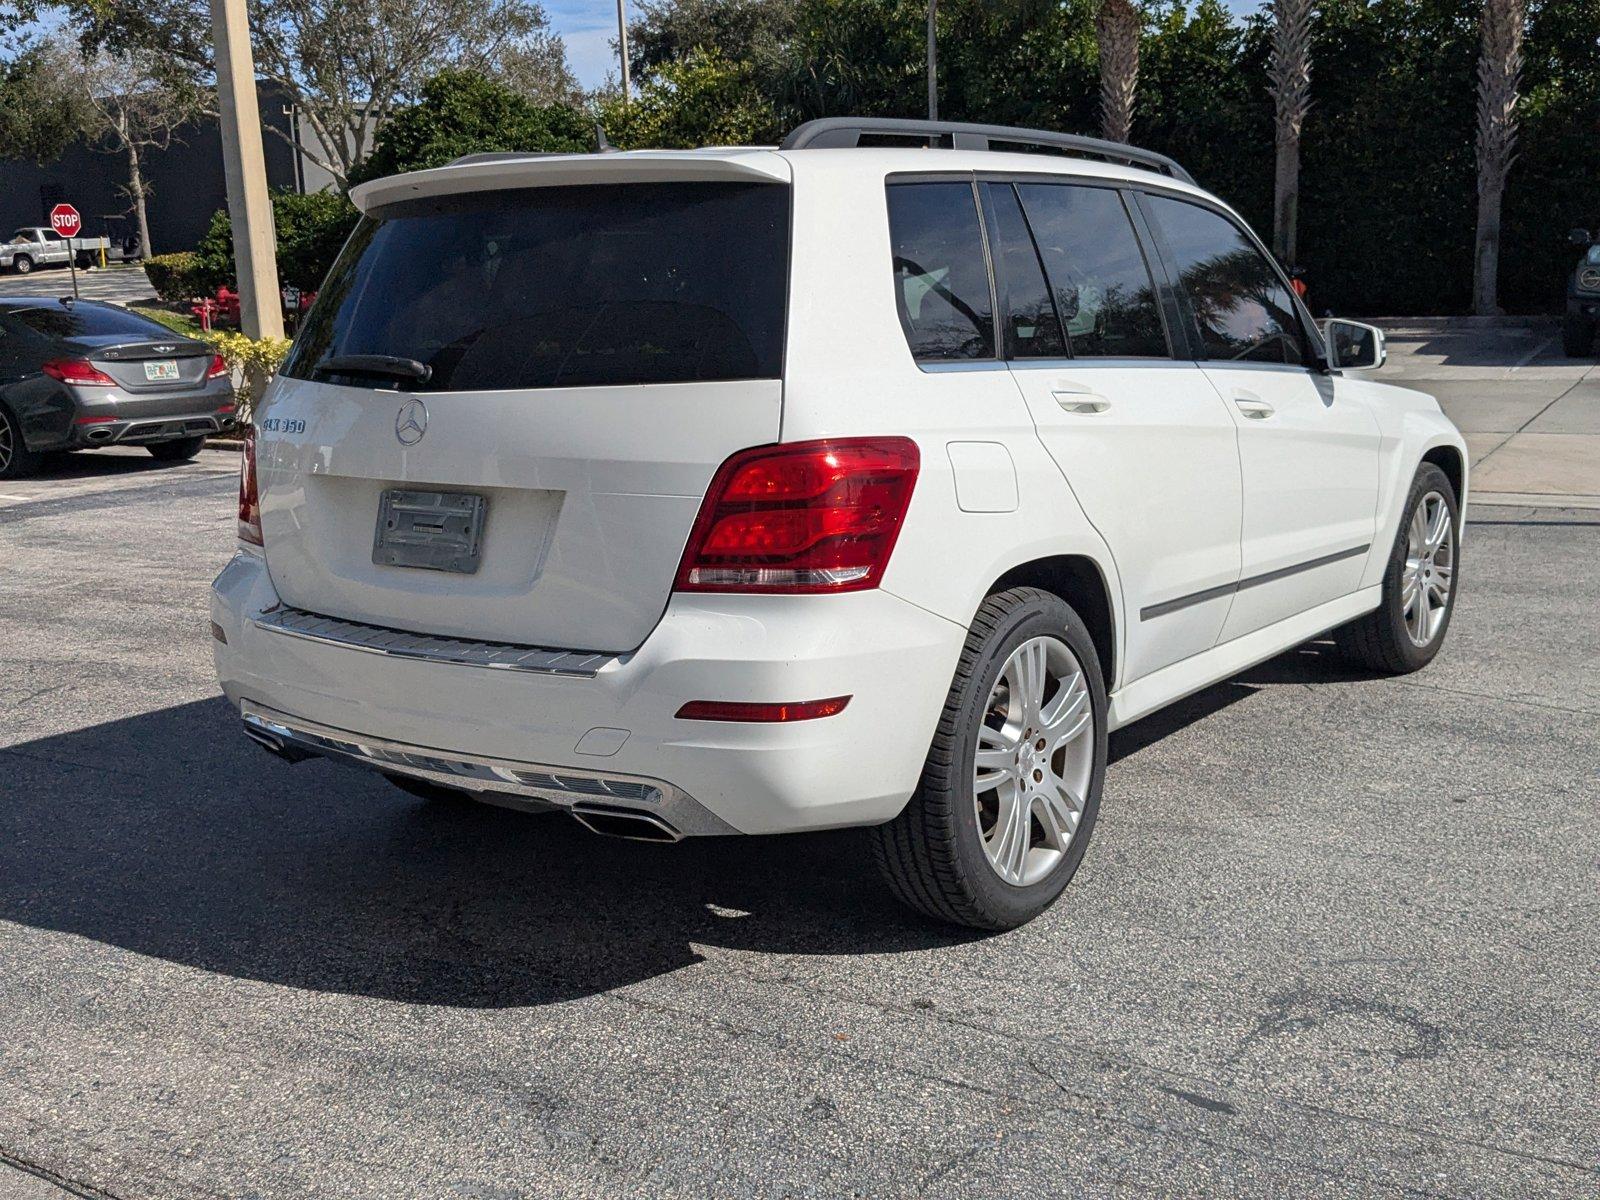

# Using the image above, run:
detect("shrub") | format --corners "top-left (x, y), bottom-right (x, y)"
top-left (203, 330), bottom-right (293, 423)
top-left (193, 190), bottom-right (360, 294)
top-left (143, 252), bottom-right (204, 302)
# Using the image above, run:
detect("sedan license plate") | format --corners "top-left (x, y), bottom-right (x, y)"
top-left (373, 489), bottom-right (487, 574)
top-left (143, 359), bottom-right (180, 382)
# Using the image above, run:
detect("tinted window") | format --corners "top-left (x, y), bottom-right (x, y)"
top-left (1016, 184), bottom-right (1167, 358)
top-left (1146, 196), bottom-right (1304, 366)
top-left (886, 183), bottom-right (995, 361)
top-left (982, 183), bottom-right (1066, 359)
top-left (3, 303), bottom-right (173, 342)
top-left (283, 182), bottom-right (788, 391)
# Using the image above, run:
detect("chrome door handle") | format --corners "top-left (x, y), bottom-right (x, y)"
top-left (1053, 391), bottom-right (1110, 414)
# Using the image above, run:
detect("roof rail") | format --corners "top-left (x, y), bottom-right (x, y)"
top-left (447, 151), bottom-right (563, 166)
top-left (779, 118), bottom-right (1196, 186)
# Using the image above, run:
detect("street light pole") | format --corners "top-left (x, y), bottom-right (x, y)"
top-left (616, 0), bottom-right (632, 105)
top-left (209, 0), bottom-right (283, 342)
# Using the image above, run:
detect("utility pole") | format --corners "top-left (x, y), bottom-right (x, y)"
top-left (209, 0), bottom-right (283, 341)
top-left (616, 0), bottom-right (632, 104)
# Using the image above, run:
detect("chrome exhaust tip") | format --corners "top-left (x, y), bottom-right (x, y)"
top-left (242, 723), bottom-right (313, 764)
top-left (84, 426), bottom-right (116, 444)
top-left (569, 803), bottom-right (681, 843)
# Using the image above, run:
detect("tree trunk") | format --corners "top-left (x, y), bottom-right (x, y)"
top-left (1473, 0), bottom-right (1524, 316)
top-left (1095, 0), bottom-right (1139, 145)
top-left (127, 140), bottom-right (152, 259)
top-left (927, 0), bottom-right (938, 122)
top-left (1268, 0), bottom-right (1313, 265)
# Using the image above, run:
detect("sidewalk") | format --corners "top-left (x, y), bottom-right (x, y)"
top-left (0, 263), bottom-right (157, 306)
top-left (1374, 318), bottom-right (1599, 509)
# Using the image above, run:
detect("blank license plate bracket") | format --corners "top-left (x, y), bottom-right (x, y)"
top-left (373, 489), bottom-right (487, 574)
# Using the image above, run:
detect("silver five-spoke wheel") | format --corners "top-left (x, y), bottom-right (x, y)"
top-left (974, 636), bottom-right (1095, 887)
top-left (1402, 490), bottom-right (1454, 646)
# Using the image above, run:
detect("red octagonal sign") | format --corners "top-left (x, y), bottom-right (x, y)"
top-left (49, 203), bottom-right (82, 239)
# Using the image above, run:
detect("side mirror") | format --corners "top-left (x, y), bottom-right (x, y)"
top-left (1569, 228), bottom-right (1593, 246)
top-left (1324, 318), bottom-right (1386, 371)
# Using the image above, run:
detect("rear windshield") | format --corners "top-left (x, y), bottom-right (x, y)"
top-left (4, 303), bottom-right (172, 342)
top-left (282, 181), bottom-right (790, 391)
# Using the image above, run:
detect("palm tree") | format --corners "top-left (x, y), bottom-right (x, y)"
top-left (1268, 0), bottom-right (1313, 266)
top-left (1095, 0), bottom-right (1140, 145)
top-left (927, 0), bottom-right (939, 120)
top-left (1473, 0), bottom-right (1525, 315)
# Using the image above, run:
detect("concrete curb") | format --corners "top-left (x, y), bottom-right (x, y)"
top-left (1367, 315), bottom-right (1559, 330)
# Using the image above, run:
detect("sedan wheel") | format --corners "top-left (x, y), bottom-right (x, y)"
top-left (0, 406), bottom-right (42, 480)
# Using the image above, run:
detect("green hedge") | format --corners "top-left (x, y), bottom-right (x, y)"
top-left (143, 252), bottom-right (204, 302)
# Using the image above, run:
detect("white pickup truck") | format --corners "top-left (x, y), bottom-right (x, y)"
top-left (0, 226), bottom-right (115, 274)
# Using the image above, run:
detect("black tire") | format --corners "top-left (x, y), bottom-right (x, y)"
top-left (0, 403), bottom-right (42, 480)
top-left (1334, 463), bottom-right (1459, 674)
top-left (1563, 314), bottom-right (1595, 358)
top-left (871, 587), bottom-right (1108, 931)
top-left (10, 254), bottom-right (33, 275)
top-left (147, 435), bottom-right (206, 462)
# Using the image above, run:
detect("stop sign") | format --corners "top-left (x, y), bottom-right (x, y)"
top-left (49, 203), bottom-right (82, 238)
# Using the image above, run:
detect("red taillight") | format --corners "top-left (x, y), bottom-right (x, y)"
top-left (206, 353), bottom-right (229, 380)
top-left (42, 358), bottom-right (116, 386)
top-left (675, 696), bottom-right (852, 723)
top-left (238, 426), bottom-right (263, 546)
top-left (674, 437), bottom-right (920, 594)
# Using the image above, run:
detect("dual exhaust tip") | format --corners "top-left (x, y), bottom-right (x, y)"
top-left (242, 726), bottom-right (681, 841)
top-left (83, 426), bottom-right (116, 444)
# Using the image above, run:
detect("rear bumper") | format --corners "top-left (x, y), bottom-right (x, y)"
top-left (70, 378), bottom-right (236, 446)
top-left (211, 551), bottom-right (966, 835)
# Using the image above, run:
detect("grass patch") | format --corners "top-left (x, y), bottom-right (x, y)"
top-left (130, 306), bottom-right (205, 339)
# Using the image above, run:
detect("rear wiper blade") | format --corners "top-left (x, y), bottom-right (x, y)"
top-left (312, 354), bottom-right (431, 384)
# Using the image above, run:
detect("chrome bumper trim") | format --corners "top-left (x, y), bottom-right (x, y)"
top-left (251, 605), bottom-right (615, 677)
top-left (239, 701), bottom-right (737, 837)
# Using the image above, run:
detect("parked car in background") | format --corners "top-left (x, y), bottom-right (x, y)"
top-left (1564, 228), bottom-right (1600, 357)
top-left (0, 227), bottom-right (117, 274)
top-left (0, 298), bottom-right (237, 478)
top-left (214, 119), bottom-right (1467, 930)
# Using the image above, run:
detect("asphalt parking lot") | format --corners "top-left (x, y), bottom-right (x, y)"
top-left (2, 428), bottom-right (1598, 1190)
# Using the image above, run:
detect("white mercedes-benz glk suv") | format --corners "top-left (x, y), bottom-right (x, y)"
top-left (212, 118), bottom-right (1466, 929)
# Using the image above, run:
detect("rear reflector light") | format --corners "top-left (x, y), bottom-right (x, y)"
top-left (238, 426), bottom-right (263, 546)
top-left (73, 415), bottom-right (117, 425)
top-left (216, 403), bottom-right (236, 414)
top-left (674, 437), bottom-right (920, 594)
top-left (43, 359), bottom-right (117, 386)
top-left (675, 696), bottom-right (851, 723)
top-left (206, 353), bottom-right (230, 380)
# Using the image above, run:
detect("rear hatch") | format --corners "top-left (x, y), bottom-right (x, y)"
top-left (257, 154), bottom-right (792, 654)
top-left (83, 338), bottom-right (213, 390)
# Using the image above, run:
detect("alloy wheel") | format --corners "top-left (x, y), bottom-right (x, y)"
top-left (973, 635), bottom-right (1096, 887)
top-left (0, 411), bottom-right (13, 474)
top-left (1402, 490), bottom-right (1454, 646)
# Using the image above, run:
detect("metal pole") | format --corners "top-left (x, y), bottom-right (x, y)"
top-left (616, 0), bottom-right (631, 105)
top-left (67, 236), bottom-right (79, 299)
top-left (209, 0), bottom-right (283, 342)
top-left (927, 0), bottom-right (938, 121)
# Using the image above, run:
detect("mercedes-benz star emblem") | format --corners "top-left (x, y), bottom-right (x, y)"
top-left (395, 399), bottom-right (428, 446)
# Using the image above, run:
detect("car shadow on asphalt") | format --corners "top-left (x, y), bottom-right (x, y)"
top-left (29, 450), bottom-right (225, 482)
top-left (1, 642), bottom-right (1367, 1010)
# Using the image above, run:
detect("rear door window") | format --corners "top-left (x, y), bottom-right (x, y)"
top-left (1144, 195), bottom-right (1305, 366)
top-left (283, 182), bottom-right (790, 391)
top-left (886, 182), bottom-right (996, 361)
top-left (981, 183), bottom-right (1067, 359)
top-left (1015, 184), bottom-right (1168, 359)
